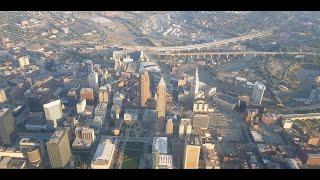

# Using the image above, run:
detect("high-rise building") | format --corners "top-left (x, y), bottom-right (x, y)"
top-left (46, 128), bottom-right (72, 168)
top-left (73, 126), bottom-right (95, 150)
top-left (95, 102), bottom-right (108, 119)
top-left (191, 65), bottom-right (200, 100)
top-left (85, 60), bottom-right (94, 74)
top-left (183, 137), bottom-right (201, 169)
top-left (80, 88), bottom-right (94, 104)
top-left (154, 153), bottom-right (173, 169)
top-left (87, 72), bottom-right (99, 90)
top-left (179, 118), bottom-right (192, 137)
top-left (98, 85), bottom-right (111, 103)
top-left (165, 118), bottom-right (174, 137)
top-left (43, 100), bottom-right (63, 128)
top-left (0, 89), bottom-right (7, 103)
top-left (152, 137), bottom-right (173, 169)
top-left (140, 70), bottom-right (151, 107)
top-left (18, 56), bottom-right (30, 68)
top-left (251, 82), bottom-right (266, 105)
top-left (156, 77), bottom-right (166, 119)
top-left (76, 99), bottom-right (86, 114)
top-left (67, 89), bottom-right (77, 106)
top-left (0, 108), bottom-right (15, 145)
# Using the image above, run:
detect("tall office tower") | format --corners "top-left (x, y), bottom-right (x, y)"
top-left (80, 88), bottom-right (95, 104)
top-left (251, 82), bottom-right (266, 105)
top-left (165, 118), bottom-right (174, 137)
top-left (43, 100), bottom-right (63, 128)
top-left (140, 70), bottom-right (151, 107)
top-left (75, 126), bottom-right (95, 142)
top-left (191, 65), bottom-right (200, 100)
top-left (183, 137), bottom-right (201, 169)
top-left (85, 60), bottom-right (94, 74)
top-left (46, 128), bottom-right (72, 168)
top-left (156, 77), bottom-right (167, 119)
top-left (0, 108), bottom-right (15, 145)
top-left (87, 71), bottom-right (99, 90)
top-left (18, 56), bottom-right (30, 68)
top-left (98, 85), bottom-right (111, 103)
top-left (179, 118), bottom-right (192, 137)
top-left (76, 99), bottom-right (86, 114)
top-left (0, 89), bottom-right (7, 103)
top-left (67, 88), bottom-right (77, 106)
top-left (27, 94), bottom-right (47, 112)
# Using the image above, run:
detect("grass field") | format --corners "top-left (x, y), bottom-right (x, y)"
top-left (121, 142), bottom-right (145, 169)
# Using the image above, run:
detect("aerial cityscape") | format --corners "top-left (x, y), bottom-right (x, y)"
top-left (0, 11), bottom-right (320, 169)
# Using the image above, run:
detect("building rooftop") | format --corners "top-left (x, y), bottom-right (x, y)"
top-left (72, 138), bottom-right (93, 148)
top-left (43, 99), bottom-right (61, 109)
top-left (186, 136), bottom-right (200, 146)
top-left (48, 129), bottom-right (67, 144)
top-left (307, 153), bottom-right (320, 158)
top-left (254, 82), bottom-right (266, 91)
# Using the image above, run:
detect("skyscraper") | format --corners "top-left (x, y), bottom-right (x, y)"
top-left (46, 128), bottom-right (72, 168)
top-left (140, 70), bottom-right (151, 107)
top-left (191, 65), bottom-right (200, 100)
top-left (156, 77), bottom-right (166, 119)
top-left (43, 100), bottom-right (63, 128)
top-left (87, 71), bottom-right (99, 90)
top-left (251, 82), bottom-right (266, 105)
top-left (183, 137), bottom-right (201, 169)
top-left (179, 118), bottom-right (192, 137)
top-left (98, 85), bottom-right (111, 103)
top-left (0, 108), bottom-right (15, 145)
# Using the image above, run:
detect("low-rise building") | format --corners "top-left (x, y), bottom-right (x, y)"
top-left (306, 153), bottom-right (320, 167)
top-left (193, 114), bottom-right (209, 130)
top-left (211, 92), bottom-right (239, 110)
top-left (91, 137), bottom-right (117, 169)
top-left (202, 142), bottom-right (220, 169)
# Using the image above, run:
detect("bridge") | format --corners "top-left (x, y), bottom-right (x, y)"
top-left (122, 30), bottom-right (272, 53)
top-left (282, 103), bottom-right (320, 112)
top-left (280, 113), bottom-right (320, 121)
top-left (154, 51), bottom-right (320, 58)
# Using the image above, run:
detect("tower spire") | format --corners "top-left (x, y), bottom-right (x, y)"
top-left (192, 64), bottom-right (199, 99)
